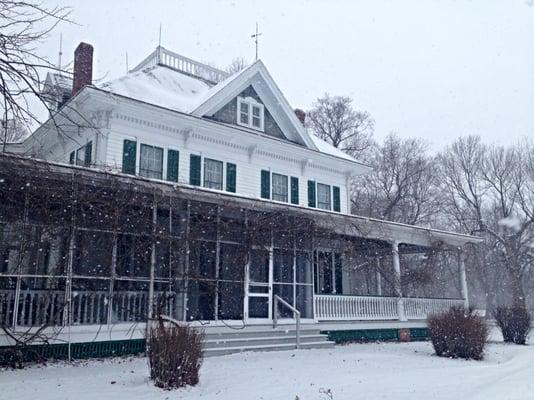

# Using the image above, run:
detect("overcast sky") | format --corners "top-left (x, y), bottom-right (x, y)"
top-left (40, 0), bottom-right (534, 149)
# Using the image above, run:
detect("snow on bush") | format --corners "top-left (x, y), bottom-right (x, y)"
top-left (428, 307), bottom-right (488, 360)
top-left (147, 320), bottom-right (204, 389)
top-left (494, 305), bottom-right (532, 345)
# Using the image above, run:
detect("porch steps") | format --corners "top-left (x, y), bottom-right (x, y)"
top-left (202, 327), bottom-right (335, 357)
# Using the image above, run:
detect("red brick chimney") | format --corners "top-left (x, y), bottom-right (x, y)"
top-left (72, 42), bottom-right (93, 96)
top-left (294, 108), bottom-right (306, 125)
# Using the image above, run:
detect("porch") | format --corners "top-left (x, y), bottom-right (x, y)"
top-left (0, 154), bottom-right (481, 343)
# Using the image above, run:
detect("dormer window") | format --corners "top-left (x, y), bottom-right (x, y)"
top-left (237, 96), bottom-right (264, 131)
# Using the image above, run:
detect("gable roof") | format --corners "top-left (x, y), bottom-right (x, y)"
top-left (100, 65), bottom-right (212, 113)
top-left (98, 50), bottom-right (363, 163)
top-left (191, 60), bottom-right (317, 150)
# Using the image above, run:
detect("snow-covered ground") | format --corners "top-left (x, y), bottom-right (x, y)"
top-left (1, 340), bottom-right (533, 400)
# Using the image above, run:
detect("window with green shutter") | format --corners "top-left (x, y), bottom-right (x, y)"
top-left (307, 180), bottom-right (316, 207)
top-left (260, 170), bottom-right (270, 199)
top-left (333, 186), bottom-right (341, 212)
top-left (167, 149), bottom-right (179, 182)
top-left (290, 177), bottom-right (299, 205)
top-left (84, 141), bottom-right (92, 167)
top-left (189, 154), bottom-right (201, 186)
top-left (122, 139), bottom-right (137, 175)
top-left (69, 151), bottom-right (75, 165)
top-left (226, 163), bottom-right (237, 192)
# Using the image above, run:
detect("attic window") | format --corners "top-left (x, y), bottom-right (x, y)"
top-left (237, 97), bottom-right (264, 131)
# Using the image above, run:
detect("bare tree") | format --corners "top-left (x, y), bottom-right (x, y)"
top-left (0, 1), bottom-right (72, 150)
top-left (438, 136), bottom-right (534, 310)
top-left (306, 93), bottom-right (374, 159)
top-left (225, 57), bottom-right (248, 74)
top-left (0, 117), bottom-right (28, 144)
top-left (351, 133), bottom-right (440, 226)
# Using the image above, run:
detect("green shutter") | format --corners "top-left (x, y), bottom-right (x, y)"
top-left (122, 139), bottom-right (137, 175)
top-left (69, 151), bottom-right (75, 165)
top-left (226, 163), bottom-right (237, 193)
top-left (84, 141), bottom-right (92, 167)
top-left (290, 177), bottom-right (299, 205)
top-left (333, 186), bottom-right (341, 212)
top-left (167, 149), bottom-right (179, 182)
top-left (189, 154), bottom-right (201, 186)
top-left (307, 180), bottom-right (316, 207)
top-left (260, 170), bottom-right (270, 199)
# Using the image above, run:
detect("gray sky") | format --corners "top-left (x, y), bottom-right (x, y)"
top-left (40, 0), bottom-right (534, 149)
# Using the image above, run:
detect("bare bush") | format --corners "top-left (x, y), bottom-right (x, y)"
top-left (494, 305), bottom-right (531, 345)
top-left (147, 319), bottom-right (204, 390)
top-left (428, 307), bottom-right (488, 360)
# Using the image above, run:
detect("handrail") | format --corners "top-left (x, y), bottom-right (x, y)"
top-left (273, 295), bottom-right (301, 349)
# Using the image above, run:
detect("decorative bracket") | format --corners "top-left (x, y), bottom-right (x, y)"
top-left (301, 158), bottom-right (313, 175)
top-left (248, 144), bottom-right (258, 162)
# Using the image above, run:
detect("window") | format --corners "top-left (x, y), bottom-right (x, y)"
top-left (74, 141), bottom-right (92, 167)
top-left (204, 158), bottom-right (223, 190)
top-left (272, 173), bottom-right (288, 202)
top-left (237, 97), bottom-right (264, 131)
top-left (317, 183), bottom-right (331, 210)
top-left (314, 251), bottom-right (343, 294)
top-left (139, 144), bottom-right (163, 179)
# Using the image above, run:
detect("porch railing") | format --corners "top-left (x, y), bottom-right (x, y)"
top-left (314, 294), bottom-right (464, 321)
top-left (273, 295), bottom-right (301, 349)
top-left (403, 297), bottom-right (464, 320)
top-left (0, 289), bottom-right (175, 327)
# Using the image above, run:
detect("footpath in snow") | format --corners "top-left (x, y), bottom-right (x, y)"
top-left (0, 340), bottom-right (533, 400)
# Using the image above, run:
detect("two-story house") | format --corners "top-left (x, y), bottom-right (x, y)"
top-left (0, 43), bottom-right (482, 354)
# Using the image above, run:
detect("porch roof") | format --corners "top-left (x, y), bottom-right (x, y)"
top-left (0, 153), bottom-right (483, 249)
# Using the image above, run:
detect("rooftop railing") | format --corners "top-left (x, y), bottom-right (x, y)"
top-left (130, 46), bottom-right (230, 84)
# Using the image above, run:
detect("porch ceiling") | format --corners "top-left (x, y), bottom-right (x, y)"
top-left (0, 153), bottom-right (483, 249)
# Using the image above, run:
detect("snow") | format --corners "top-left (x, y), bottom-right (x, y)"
top-left (100, 65), bottom-right (212, 113)
top-left (2, 339), bottom-right (533, 400)
top-left (498, 216), bottom-right (522, 232)
top-left (309, 132), bottom-right (363, 163)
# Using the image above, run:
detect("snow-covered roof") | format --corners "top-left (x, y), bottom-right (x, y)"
top-left (308, 133), bottom-right (359, 162)
top-left (100, 65), bottom-right (213, 113)
top-left (96, 49), bottom-right (366, 166)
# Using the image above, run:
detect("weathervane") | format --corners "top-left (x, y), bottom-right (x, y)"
top-left (251, 22), bottom-right (262, 61)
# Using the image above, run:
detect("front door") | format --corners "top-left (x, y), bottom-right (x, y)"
top-left (245, 248), bottom-right (272, 322)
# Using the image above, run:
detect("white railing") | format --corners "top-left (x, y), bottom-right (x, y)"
top-left (0, 289), bottom-right (175, 327)
top-left (314, 295), bottom-right (399, 321)
top-left (273, 295), bottom-right (301, 349)
top-left (403, 297), bottom-right (465, 320)
top-left (131, 46), bottom-right (230, 83)
top-left (314, 295), bottom-right (464, 321)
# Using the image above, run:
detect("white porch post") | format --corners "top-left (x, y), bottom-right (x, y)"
top-left (375, 257), bottom-right (382, 296)
top-left (391, 241), bottom-right (407, 321)
top-left (459, 249), bottom-right (469, 309)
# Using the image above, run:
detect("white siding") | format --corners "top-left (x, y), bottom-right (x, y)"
top-left (106, 114), bottom-right (350, 213)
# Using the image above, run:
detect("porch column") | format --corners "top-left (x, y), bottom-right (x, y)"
top-left (375, 257), bottom-right (382, 296)
top-left (391, 241), bottom-right (407, 321)
top-left (459, 249), bottom-right (469, 309)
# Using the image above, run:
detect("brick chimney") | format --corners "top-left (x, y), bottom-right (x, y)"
top-left (294, 108), bottom-right (306, 125)
top-left (72, 42), bottom-right (93, 96)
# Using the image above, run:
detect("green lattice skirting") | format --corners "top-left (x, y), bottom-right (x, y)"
top-left (0, 339), bottom-right (146, 364)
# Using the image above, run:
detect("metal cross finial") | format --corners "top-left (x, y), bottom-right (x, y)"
top-left (251, 22), bottom-right (262, 61)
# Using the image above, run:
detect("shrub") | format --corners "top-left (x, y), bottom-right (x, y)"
top-left (147, 320), bottom-right (204, 389)
top-left (494, 305), bottom-right (531, 345)
top-left (428, 306), bottom-right (488, 360)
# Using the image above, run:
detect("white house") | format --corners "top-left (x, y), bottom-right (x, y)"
top-left (0, 43), bottom-right (482, 355)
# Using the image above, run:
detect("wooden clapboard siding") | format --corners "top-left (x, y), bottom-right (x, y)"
top-left (104, 114), bottom-right (351, 213)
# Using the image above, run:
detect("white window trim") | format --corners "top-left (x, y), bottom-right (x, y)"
top-left (203, 157), bottom-right (224, 190)
top-left (316, 182), bottom-right (332, 211)
top-left (271, 172), bottom-right (289, 203)
top-left (237, 96), bottom-right (265, 132)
